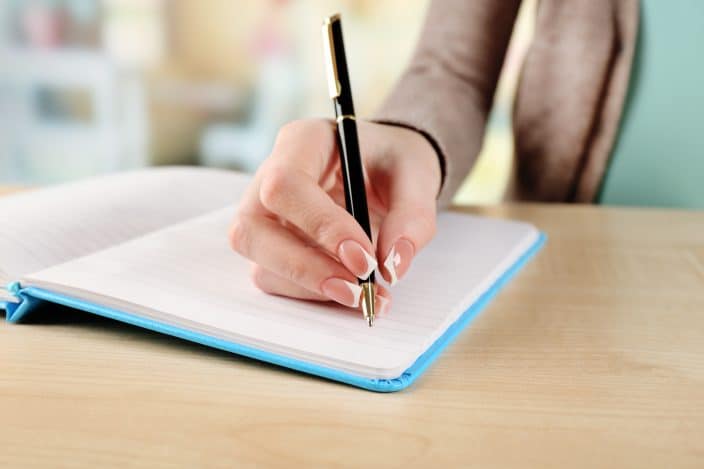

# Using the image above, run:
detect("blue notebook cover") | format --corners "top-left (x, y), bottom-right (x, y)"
top-left (4, 234), bottom-right (545, 392)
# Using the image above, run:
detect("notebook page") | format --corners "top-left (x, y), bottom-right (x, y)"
top-left (23, 208), bottom-right (539, 379)
top-left (0, 268), bottom-right (12, 302)
top-left (0, 167), bottom-right (249, 299)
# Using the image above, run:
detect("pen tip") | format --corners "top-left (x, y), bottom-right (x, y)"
top-left (361, 282), bottom-right (376, 328)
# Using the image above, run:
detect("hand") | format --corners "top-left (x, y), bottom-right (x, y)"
top-left (230, 119), bottom-right (441, 314)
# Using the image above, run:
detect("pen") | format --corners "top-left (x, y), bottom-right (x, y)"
top-left (321, 13), bottom-right (376, 327)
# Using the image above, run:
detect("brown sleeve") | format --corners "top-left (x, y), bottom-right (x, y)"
top-left (373, 0), bottom-right (522, 207)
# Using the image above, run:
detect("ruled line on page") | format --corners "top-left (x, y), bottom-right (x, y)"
top-left (25, 208), bottom-right (539, 377)
top-left (0, 167), bottom-right (250, 281)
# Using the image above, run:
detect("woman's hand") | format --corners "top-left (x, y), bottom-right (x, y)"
top-left (230, 119), bottom-right (441, 314)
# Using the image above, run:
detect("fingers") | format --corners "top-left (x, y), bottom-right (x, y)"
top-left (251, 264), bottom-right (393, 316)
top-left (230, 213), bottom-right (361, 308)
top-left (232, 119), bottom-right (382, 312)
top-left (376, 162), bottom-right (438, 286)
top-left (258, 164), bottom-right (377, 279)
top-left (250, 264), bottom-right (328, 301)
top-left (237, 119), bottom-right (377, 280)
top-left (377, 208), bottom-right (436, 285)
top-left (233, 118), bottom-right (438, 311)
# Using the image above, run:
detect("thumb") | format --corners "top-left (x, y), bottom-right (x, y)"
top-left (376, 168), bottom-right (438, 286)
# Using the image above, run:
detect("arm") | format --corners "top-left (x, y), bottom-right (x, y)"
top-left (230, 2), bottom-right (522, 307)
top-left (375, 0), bottom-right (522, 207)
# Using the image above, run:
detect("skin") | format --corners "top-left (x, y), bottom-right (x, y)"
top-left (229, 119), bottom-right (441, 312)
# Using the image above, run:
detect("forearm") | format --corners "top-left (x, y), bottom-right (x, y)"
top-left (374, 0), bottom-right (521, 207)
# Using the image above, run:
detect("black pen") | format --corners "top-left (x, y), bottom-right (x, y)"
top-left (322, 13), bottom-right (376, 327)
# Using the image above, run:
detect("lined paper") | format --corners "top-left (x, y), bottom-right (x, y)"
top-left (0, 167), bottom-right (249, 284)
top-left (24, 208), bottom-right (539, 379)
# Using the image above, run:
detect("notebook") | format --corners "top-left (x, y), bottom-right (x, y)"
top-left (1, 167), bottom-right (545, 392)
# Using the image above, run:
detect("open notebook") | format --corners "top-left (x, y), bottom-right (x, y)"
top-left (1, 167), bottom-right (544, 392)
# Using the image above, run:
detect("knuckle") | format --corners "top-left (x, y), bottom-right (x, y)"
top-left (280, 258), bottom-right (308, 285)
top-left (276, 120), bottom-right (302, 140)
top-left (276, 119), bottom-right (332, 148)
top-left (229, 214), bottom-right (252, 255)
top-left (418, 207), bottom-right (437, 237)
top-left (250, 265), bottom-right (270, 292)
top-left (276, 120), bottom-right (311, 145)
top-left (306, 210), bottom-right (339, 246)
top-left (259, 164), bottom-right (289, 209)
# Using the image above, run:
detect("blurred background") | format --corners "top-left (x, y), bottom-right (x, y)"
top-left (0, 0), bottom-right (535, 204)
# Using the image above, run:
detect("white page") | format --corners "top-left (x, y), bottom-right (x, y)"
top-left (23, 208), bottom-right (539, 379)
top-left (0, 268), bottom-right (11, 302)
top-left (0, 167), bottom-right (249, 301)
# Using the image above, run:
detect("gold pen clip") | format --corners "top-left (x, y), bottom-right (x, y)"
top-left (322, 13), bottom-right (341, 99)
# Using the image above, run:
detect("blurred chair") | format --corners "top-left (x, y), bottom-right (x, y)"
top-left (598, 0), bottom-right (704, 209)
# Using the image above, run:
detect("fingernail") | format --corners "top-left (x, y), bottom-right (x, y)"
top-left (338, 240), bottom-right (377, 279)
top-left (383, 238), bottom-right (415, 285)
top-left (321, 278), bottom-right (363, 307)
top-left (376, 295), bottom-right (391, 316)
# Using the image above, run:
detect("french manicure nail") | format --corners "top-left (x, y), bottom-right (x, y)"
top-left (321, 277), bottom-right (363, 307)
top-left (338, 240), bottom-right (377, 279)
top-left (383, 238), bottom-right (415, 285)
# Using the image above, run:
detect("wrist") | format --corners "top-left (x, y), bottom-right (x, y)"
top-left (371, 121), bottom-right (445, 198)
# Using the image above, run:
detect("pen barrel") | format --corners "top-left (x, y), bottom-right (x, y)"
top-left (335, 117), bottom-right (375, 283)
top-left (336, 117), bottom-right (371, 238)
top-left (325, 14), bottom-right (374, 284)
top-left (329, 19), bottom-right (355, 114)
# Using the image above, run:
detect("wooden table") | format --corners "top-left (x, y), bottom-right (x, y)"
top-left (1, 187), bottom-right (703, 468)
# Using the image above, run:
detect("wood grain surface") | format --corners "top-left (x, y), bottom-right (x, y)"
top-left (1, 188), bottom-right (702, 468)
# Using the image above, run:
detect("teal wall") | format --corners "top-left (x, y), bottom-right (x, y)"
top-left (599, 0), bottom-right (704, 209)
